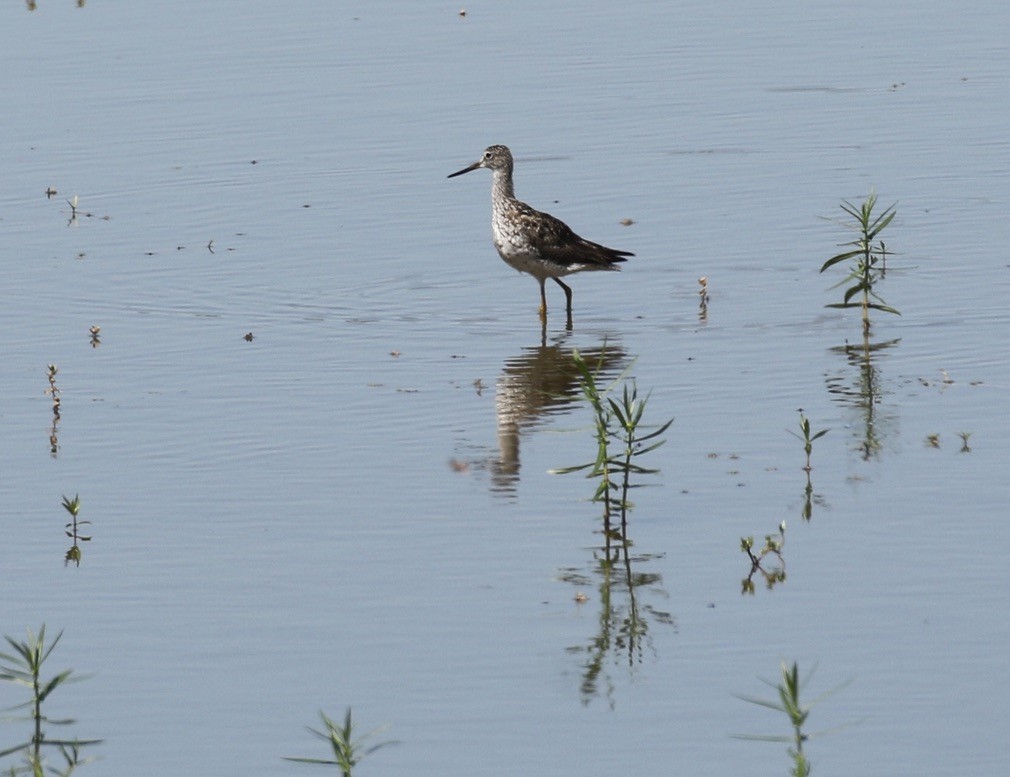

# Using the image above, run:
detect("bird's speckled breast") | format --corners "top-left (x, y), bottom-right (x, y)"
top-left (492, 208), bottom-right (557, 279)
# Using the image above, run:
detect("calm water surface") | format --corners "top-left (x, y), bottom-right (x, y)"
top-left (2, 2), bottom-right (1009, 776)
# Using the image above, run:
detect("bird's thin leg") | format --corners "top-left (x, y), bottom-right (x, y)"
top-left (552, 277), bottom-right (573, 315)
top-left (538, 279), bottom-right (548, 320)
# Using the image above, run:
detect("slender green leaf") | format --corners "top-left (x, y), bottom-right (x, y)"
top-left (842, 284), bottom-right (871, 304)
top-left (643, 418), bottom-right (675, 438)
top-left (732, 693), bottom-right (786, 712)
top-left (730, 732), bottom-right (794, 743)
top-left (819, 250), bottom-right (862, 272)
top-left (0, 742), bottom-right (31, 759)
top-left (866, 208), bottom-right (896, 239)
top-left (36, 737), bottom-right (101, 747)
top-left (634, 440), bottom-right (668, 457)
top-left (548, 462), bottom-right (595, 475)
top-left (607, 398), bottom-right (628, 427)
top-left (38, 670), bottom-right (73, 704)
top-left (40, 628), bottom-right (64, 666)
top-left (3, 637), bottom-right (32, 665)
top-left (866, 303), bottom-right (901, 315)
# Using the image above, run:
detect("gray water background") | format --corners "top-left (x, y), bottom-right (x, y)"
top-left (2, 2), bottom-right (1009, 775)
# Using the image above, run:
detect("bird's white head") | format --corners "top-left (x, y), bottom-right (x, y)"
top-left (448, 145), bottom-right (513, 178)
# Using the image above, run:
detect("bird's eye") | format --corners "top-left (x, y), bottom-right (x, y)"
top-left (484, 151), bottom-right (492, 159)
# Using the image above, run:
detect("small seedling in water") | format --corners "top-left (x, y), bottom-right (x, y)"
top-left (89, 325), bottom-right (101, 348)
top-left (45, 364), bottom-right (61, 457)
top-left (62, 494), bottom-right (81, 520)
top-left (958, 431), bottom-right (972, 453)
top-left (787, 411), bottom-right (829, 472)
top-left (820, 190), bottom-right (899, 337)
top-left (741, 521), bottom-right (787, 594)
top-left (284, 708), bottom-right (397, 777)
top-left (45, 364), bottom-right (61, 415)
top-left (62, 494), bottom-right (92, 566)
top-left (0, 625), bottom-right (102, 775)
top-left (733, 661), bottom-right (855, 777)
top-left (550, 349), bottom-right (673, 540)
top-left (925, 433), bottom-right (941, 448)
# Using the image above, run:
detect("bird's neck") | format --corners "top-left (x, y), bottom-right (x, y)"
top-left (491, 166), bottom-right (515, 202)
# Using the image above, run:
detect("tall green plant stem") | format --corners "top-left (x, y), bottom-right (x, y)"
top-left (550, 350), bottom-right (672, 539)
top-left (0, 625), bottom-right (101, 776)
top-left (820, 191), bottom-right (898, 337)
top-left (284, 708), bottom-right (397, 776)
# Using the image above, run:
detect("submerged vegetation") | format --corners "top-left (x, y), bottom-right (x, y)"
top-left (1, 625), bottom-right (864, 777)
top-left (284, 708), bottom-right (397, 776)
top-left (733, 661), bottom-right (855, 777)
top-left (8, 159), bottom-right (957, 777)
top-left (820, 190), bottom-right (898, 337)
top-left (697, 276), bottom-right (709, 322)
top-left (61, 495), bottom-right (92, 567)
top-left (819, 191), bottom-right (902, 461)
top-left (786, 411), bottom-right (830, 521)
top-left (787, 412), bottom-right (828, 473)
top-left (740, 521), bottom-right (788, 594)
top-left (548, 350), bottom-right (676, 705)
top-left (550, 349), bottom-right (673, 541)
top-left (45, 365), bottom-right (60, 457)
top-left (0, 626), bottom-right (102, 777)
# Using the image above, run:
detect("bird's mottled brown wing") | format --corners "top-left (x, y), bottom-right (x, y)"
top-left (515, 200), bottom-right (633, 269)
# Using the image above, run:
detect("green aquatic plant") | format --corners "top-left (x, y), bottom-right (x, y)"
top-left (61, 495), bottom-right (92, 567)
top-left (786, 411), bottom-right (828, 521)
top-left (284, 708), bottom-right (397, 776)
top-left (697, 276), bottom-right (709, 322)
top-left (787, 412), bottom-right (829, 473)
top-left (45, 365), bottom-right (60, 457)
top-left (740, 521), bottom-right (787, 594)
top-left (45, 365), bottom-right (60, 414)
top-left (820, 190), bottom-right (898, 336)
top-left (733, 661), bottom-right (855, 777)
top-left (0, 625), bottom-right (101, 777)
top-left (550, 349), bottom-right (673, 539)
top-left (608, 379), bottom-right (674, 535)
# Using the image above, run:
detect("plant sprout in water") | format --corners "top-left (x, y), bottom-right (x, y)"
top-left (284, 708), bottom-right (397, 777)
top-left (820, 190), bottom-right (898, 337)
top-left (733, 661), bottom-right (856, 777)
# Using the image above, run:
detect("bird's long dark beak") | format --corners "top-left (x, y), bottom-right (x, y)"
top-left (447, 160), bottom-right (481, 178)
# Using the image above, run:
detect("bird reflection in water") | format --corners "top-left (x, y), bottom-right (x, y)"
top-left (489, 335), bottom-right (628, 494)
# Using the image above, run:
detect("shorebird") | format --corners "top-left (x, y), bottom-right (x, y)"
top-left (448, 145), bottom-right (632, 320)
